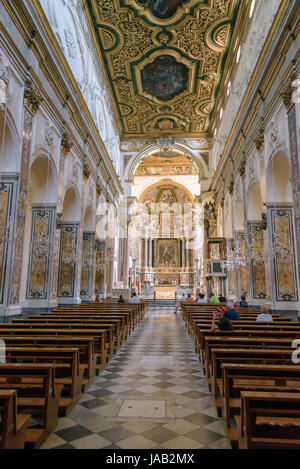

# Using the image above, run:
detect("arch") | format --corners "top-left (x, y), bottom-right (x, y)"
top-left (138, 178), bottom-right (195, 207)
top-left (224, 194), bottom-right (233, 238)
top-left (234, 198), bottom-right (244, 230)
top-left (83, 205), bottom-right (95, 231)
top-left (29, 154), bottom-right (58, 204)
top-left (247, 181), bottom-right (262, 220)
top-left (62, 186), bottom-right (81, 222)
top-left (0, 108), bottom-right (21, 173)
top-left (266, 150), bottom-right (292, 203)
top-left (127, 143), bottom-right (209, 182)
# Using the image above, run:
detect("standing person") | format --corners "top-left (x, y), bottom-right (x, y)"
top-left (174, 293), bottom-right (186, 314)
top-left (239, 295), bottom-right (248, 308)
top-left (211, 306), bottom-right (235, 331)
top-left (210, 293), bottom-right (220, 304)
top-left (129, 292), bottom-right (140, 303)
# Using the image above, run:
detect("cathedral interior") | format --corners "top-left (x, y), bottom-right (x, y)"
top-left (0, 0), bottom-right (300, 452)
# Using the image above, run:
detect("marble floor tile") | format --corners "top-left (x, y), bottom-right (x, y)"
top-left (41, 307), bottom-right (231, 450)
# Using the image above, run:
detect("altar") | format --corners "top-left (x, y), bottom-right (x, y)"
top-left (154, 284), bottom-right (177, 300)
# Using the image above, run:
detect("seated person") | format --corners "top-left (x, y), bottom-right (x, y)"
top-left (196, 293), bottom-right (207, 304)
top-left (210, 292), bottom-right (220, 304)
top-left (211, 306), bottom-right (235, 331)
top-left (256, 304), bottom-right (273, 322)
top-left (118, 295), bottom-right (125, 303)
top-left (239, 295), bottom-right (248, 308)
top-left (129, 292), bottom-right (140, 304)
top-left (218, 293), bottom-right (227, 303)
top-left (187, 293), bottom-right (194, 302)
top-left (225, 301), bottom-right (240, 320)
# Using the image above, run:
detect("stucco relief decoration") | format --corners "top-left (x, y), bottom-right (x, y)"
top-left (45, 122), bottom-right (55, 147)
top-left (87, 0), bottom-right (241, 138)
top-left (64, 27), bottom-right (77, 60)
top-left (269, 116), bottom-right (279, 147)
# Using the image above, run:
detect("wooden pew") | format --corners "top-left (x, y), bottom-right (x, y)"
top-left (221, 363), bottom-right (300, 429)
top-left (5, 347), bottom-right (83, 415)
top-left (0, 327), bottom-right (107, 366)
top-left (0, 390), bottom-right (30, 449)
top-left (197, 329), bottom-right (300, 365)
top-left (10, 321), bottom-right (114, 359)
top-left (0, 336), bottom-right (97, 387)
top-left (14, 318), bottom-right (123, 352)
top-left (211, 347), bottom-right (293, 408)
top-left (237, 391), bottom-right (300, 449)
top-left (26, 315), bottom-right (125, 348)
top-left (0, 363), bottom-right (60, 449)
top-left (203, 336), bottom-right (294, 380)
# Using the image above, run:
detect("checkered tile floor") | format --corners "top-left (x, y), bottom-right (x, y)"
top-left (41, 308), bottom-right (231, 449)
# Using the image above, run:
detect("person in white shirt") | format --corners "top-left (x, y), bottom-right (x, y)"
top-left (129, 292), bottom-right (140, 303)
top-left (196, 293), bottom-right (207, 304)
top-left (256, 304), bottom-right (273, 322)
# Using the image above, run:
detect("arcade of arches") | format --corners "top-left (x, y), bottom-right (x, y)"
top-left (0, 0), bottom-right (299, 451)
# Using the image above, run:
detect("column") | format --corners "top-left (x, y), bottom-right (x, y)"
top-left (149, 238), bottom-right (153, 268)
top-left (8, 79), bottom-right (43, 313)
top-left (57, 223), bottom-right (80, 303)
top-left (80, 231), bottom-right (95, 301)
top-left (144, 237), bottom-right (148, 269)
top-left (282, 76), bottom-right (300, 294)
top-left (0, 175), bottom-right (19, 315)
top-left (50, 132), bottom-right (73, 306)
top-left (24, 205), bottom-right (56, 307)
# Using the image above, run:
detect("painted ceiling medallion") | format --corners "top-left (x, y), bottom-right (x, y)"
top-left (86, 0), bottom-right (242, 138)
top-left (141, 55), bottom-right (188, 102)
top-left (136, 0), bottom-right (189, 19)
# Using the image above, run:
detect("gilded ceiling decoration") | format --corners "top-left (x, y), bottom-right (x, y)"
top-left (135, 152), bottom-right (198, 176)
top-left (87, 0), bottom-right (241, 138)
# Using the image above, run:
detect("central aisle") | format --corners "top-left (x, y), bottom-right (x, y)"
top-left (42, 307), bottom-right (231, 449)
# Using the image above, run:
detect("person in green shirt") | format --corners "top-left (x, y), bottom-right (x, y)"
top-left (210, 292), bottom-right (220, 304)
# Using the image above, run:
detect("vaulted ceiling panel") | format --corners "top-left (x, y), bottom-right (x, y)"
top-left (86, 0), bottom-right (242, 139)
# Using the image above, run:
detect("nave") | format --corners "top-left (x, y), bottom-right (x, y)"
top-left (41, 308), bottom-right (230, 450)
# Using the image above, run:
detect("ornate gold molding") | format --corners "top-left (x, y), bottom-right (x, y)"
top-left (254, 125), bottom-right (265, 152)
top-left (61, 132), bottom-right (73, 157)
top-left (281, 73), bottom-right (297, 110)
top-left (24, 79), bottom-right (43, 114)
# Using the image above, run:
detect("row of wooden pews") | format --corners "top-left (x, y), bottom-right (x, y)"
top-left (0, 300), bottom-right (147, 449)
top-left (181, 302), bottom-right (300, 449)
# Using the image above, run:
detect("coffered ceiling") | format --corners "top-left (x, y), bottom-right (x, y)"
top-left (86, 0), bottom-right (243, 139)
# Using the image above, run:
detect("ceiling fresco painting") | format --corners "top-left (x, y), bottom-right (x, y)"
top-left (135, 152), bottom-right (198, 176)
top-left (141, 55), bottom-right (189, 101)
top-left (136, 0), bottom-right (189, 19)
top-left (87, 0), bottom-right (242, 138)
